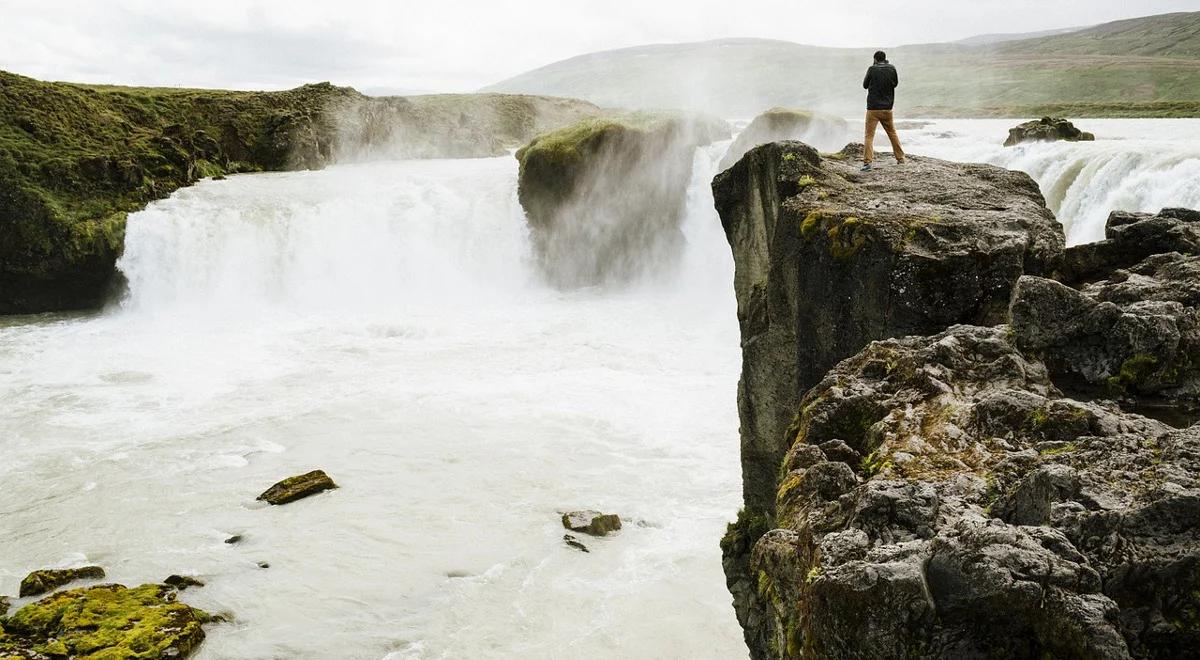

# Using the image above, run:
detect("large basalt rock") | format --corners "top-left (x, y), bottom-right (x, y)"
top-left (0, 583), bottom-right (209, 659)
top-left (1013, 210), bottom-right (1200, 422)
top-left (712, 141), bottom-right (1062, 517)
top-left (719, 108), bottom-right (849, 171)
top-left (516, 112), bottom-right (730, 287)
top-left (1004, 116), bottom-right (1096, 147)
top-left (741, 324), bottom-right (1199, 659)
top-left (257, 469), bottom-right (338, 505)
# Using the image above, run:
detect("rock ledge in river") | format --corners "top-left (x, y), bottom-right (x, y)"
top-left (18, 566), bottom-right (106, 598)
top-left (561, 510), bottom-right (622, 536)
top-left (1004, 116), bottom-right (1095, 147)
top-left (257, 469), bottom-right (338, 505)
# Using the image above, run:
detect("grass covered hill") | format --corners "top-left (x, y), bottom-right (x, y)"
top-left (485, 11), bottom-right (1200, 118)
top-left (0, 71), bottom-right (602, 314)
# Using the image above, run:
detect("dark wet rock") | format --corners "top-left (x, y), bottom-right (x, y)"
top-left (223, 535), bottom-right (242, 545)
top-left (1014, 216), bottom-right (1200, 417)
top-left (563, 534), bottom-right (591, 553)
top-left (738, 324), bottom-right (1198, 659)
top-left (561, 510), bottom-right (622, 536)
top-left (1004, 116), bottom-right (1096, 147)
top-left (163, 575), bottom-right (205, 590)
top-left (0, 595), bottom-right (9, 617)
top-left (257, 469), bottom-right (338, 505)
top-left (0, 583), bottom-right (208, 659)
top-left (719, 107), bottom-right (848, 170)
top-left (516, 112), bottom-right (730, 287)
top-left (712, 141), bottom-right (1062, 517)
top-left (18, 566), bottom-right (105, 598)
top-left (256, 562), bottom-right (270, 569)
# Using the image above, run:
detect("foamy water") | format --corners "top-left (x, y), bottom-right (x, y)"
top-left (2, 119), bottom-right (1198, 659)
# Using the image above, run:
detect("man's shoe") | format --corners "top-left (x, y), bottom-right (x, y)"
top-left (860, 163), bottom-right (873, 172)
top-left (896, 159), bottom-right (906, 165)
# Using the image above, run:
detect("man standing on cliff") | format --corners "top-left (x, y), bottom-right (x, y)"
top-left (861, 50), bottom-right (905, 171)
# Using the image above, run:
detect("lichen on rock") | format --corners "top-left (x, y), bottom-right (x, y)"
top-left (257, 469), bottom-right (338, 505)
top-left (18, 566), bottom-right (105, 598)
top-left (0, 583), bottom-right (208, 659)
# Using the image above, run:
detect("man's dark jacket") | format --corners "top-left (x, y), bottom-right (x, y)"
top-left (863, 61), bottom-right (899, 110)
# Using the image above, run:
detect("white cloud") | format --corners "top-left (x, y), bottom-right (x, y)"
top-left (1, 0), bottom-right (1197, 92)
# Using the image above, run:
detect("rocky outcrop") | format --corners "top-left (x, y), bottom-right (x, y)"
top-left (745, 324), bottom-right (1198, 659)
top-left (0, 583), bottom-right (209, 658)
top-left (716, 138), bottom-right (1200, 659)
top-left (516, 112), bottom-right (730, 287)
top-left (1014, 208), bottom-right (1200, 422)
top-left (18, 566), bottom-right (105, 598)
top-left (257, 469), bottom-right (338, 505)
top-left (562, 510), bottom-right (622, 536)
top-left (1004, 117), bottom-right (1096, 147)
top-left (0, 70), bottom-right (603, 315)
top-left (719, 108), bottom-right (848, 171)
top-left (713, 141), bottom-right (1062, 517)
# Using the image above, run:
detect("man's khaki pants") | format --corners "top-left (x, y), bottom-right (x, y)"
top-left (864, 110), bottom-right (905, 164)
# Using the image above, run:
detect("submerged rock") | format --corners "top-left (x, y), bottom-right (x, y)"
top-left (563, 534), bottom-right (591, 553)
top-left (719, 107), bottom-right (848, 171)
top-left (516, 112), bottom-right (730, 287)
top-left (223, 534), bottom-right (243, 545)
top-left (743, 324), bottom-right (1199, 659)
top-left (257, 469), bottom-right (338, 505)
top-left (561, 510), bottom-right (622, 536)
top-left (0, 583), bottom-right (208, 659)
top-left (18, 566), bottom-right (106, 598)
top-left (1003, 116), bottom-right (1095, 147)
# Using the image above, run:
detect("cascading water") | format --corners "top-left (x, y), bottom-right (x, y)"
top-left (902, 118), bottom-right (1200, 245)
top-left (0, 149), bottom-right (747, 660)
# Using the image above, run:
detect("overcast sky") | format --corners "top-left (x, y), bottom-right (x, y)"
top-left (2, 0), bottom-right (1198, 93)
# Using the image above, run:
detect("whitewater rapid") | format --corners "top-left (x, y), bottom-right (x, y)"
top-left (0, 150), bottom-right (745, 659)
top-left (2, 118), bottom-right (1199, 659)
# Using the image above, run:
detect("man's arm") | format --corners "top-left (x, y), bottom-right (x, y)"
top-left (863, 68), bottom-right (872, 90)
top-left (892, 67), bottom-right (899, 88)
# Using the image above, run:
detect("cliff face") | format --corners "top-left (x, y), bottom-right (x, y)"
top-left (0, 71), bottom-right (602, 314)
top-left (715, 141), bottom-right (1200, 659)
top-left (516, 112), bottom-right (729, 287)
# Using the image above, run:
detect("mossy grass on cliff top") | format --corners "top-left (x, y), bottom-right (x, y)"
top-left (516, 112), bottom-right (684, 167)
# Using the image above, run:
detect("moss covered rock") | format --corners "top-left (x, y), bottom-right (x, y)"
top-left (561, 510), bottom-right (622, 536)
top-left (0, 583), bottom-right (207, 659)
top-left (1003, 116), bottom-right (1096, 147)
top-left (719, 108), bottom-right (848, 171)
top-left (257, 469), bottom-right (338, 505)
top-left (516, 112), bottom-right (729, 287)
top-left (18, 566), bottom-right (105, 598)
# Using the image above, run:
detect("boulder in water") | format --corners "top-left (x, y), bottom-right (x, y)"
top-left (563, 534), bottom-right (591, 553)
top-left (0, 584), bottom-right (208, 659)
top-left (18, 565), bottom-right (106, 598)
top-left (257, 469), bottom-right (338, 505)
top-left (516, 112), bottom-right (730, 287)
top-left (1003, 116), bottom-right (1095, 147)
top-left (719, 107), bottom-right (848, 170)
top-left (561, 510), bottom-right (622, 536)
top-left (164, 575), bottom-right (206, 590)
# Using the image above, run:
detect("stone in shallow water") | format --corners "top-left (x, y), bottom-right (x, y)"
top-left (256, 469), bottom-right (338, 505)
top-left (18, 566), bottom-right (106, 598)
top-left (164, 575), bottom-right (205, 590)
top-left (0, 583), bottom-right (207, 659)
top-left (561, 510), bottom-right (622, 536)
top-left (563, 534), bottom-right (591, 553)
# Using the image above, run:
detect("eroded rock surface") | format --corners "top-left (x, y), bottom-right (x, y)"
top-left (516, 112), bottom-right (730, 287)
top-left (742, 325), bottom-right (1199, 659)
top-left (1004, 116), bottom-right (1096, 147)
top-left (257, 469), bottom-right (338, 505)
top-left (712, 141), bottom-right (1062, 516)
top-left (0, 583), bottom-right (208, 659)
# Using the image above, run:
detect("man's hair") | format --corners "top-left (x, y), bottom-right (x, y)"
top-left (874, 50), bottom-right (887, 63)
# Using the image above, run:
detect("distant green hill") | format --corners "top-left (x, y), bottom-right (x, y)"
top-left (485, 12), bottom-right (1200, 118)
